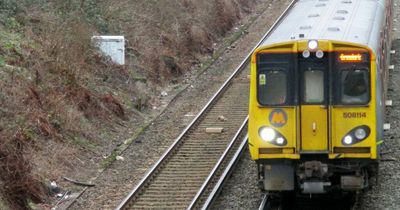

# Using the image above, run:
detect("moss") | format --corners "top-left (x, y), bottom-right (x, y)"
top-left (100, 149), bottom-right (118, 169)
top-left (0, 30), bottom-right (21, 49)
top-left (99, 121), bottom-right (152, 169)
top-left (4, 17), bottom-right (20, 30)
top-left (0, 29), bottom-right (27, 67)
top-left (0, 57), bottom-right (4, 67)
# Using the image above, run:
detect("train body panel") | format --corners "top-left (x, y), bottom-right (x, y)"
top-left (262, 0), bottom-right (385, 54)
top-left (249, 0), bottom-right (393, 194)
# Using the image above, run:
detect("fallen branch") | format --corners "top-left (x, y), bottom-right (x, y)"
top-left (62, 177), bottom-right (95, 187)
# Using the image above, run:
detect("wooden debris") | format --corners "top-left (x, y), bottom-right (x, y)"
top-left (63, 177), bottom-right (95, 187)
top-left (205, 127), bottom-right (224, 133)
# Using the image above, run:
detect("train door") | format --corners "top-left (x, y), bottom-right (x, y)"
top-left (299, 57), bottom-right (329, 152)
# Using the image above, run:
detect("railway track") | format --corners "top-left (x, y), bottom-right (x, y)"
top-left (116, 1), bottom-right (297, 209)
top-left (191, 134), bottom-right (249, 210)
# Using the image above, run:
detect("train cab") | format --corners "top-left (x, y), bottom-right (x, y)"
top-left (248, 0), bottom-right (392, 194)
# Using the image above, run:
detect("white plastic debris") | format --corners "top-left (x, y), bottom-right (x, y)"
top-left (51, 181), bottom-right (57, 188)
top-left (161, 91), bottom-right (168, 97)
top-left (49, 181), bottom-right (60, 195)
top-left (116, 156), bottom-right (125, 161)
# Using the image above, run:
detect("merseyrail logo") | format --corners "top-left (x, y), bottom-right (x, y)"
top-left (269, 109), bottom-right (287, 127)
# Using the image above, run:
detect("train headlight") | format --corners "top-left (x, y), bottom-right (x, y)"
top-left (308, 40), bottom-right (318, 50)
top-left (343, 135), bottom-right (353, 145)
top-left (259, 127), bottom-right (276, 142)
top-left (276, 137), bottom-right (285, 145)
top-left (341, 125), bottom-right (370, 146)
top-left (258, 127), bottom-right (288, 146)
top-left (354, 128), bottom-right (367, 140)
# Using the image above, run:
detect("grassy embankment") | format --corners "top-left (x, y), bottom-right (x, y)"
top-left (0, 0), bottom-right (257, 208)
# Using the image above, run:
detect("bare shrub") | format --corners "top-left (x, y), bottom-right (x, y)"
top-left (23, 10), bottom-right (127, 122)
top-left (0, 129), bottom-right (45, 210)
top-left (102, 93), bottom-right (125, 119)
top-left (188, 24), bottom-right (213, 54)
top-left (236, 0), bottom-right (256, 14)
top-left (211, 0), bottom-right (241, 35)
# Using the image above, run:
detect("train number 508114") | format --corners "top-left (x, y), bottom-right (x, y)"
top-left (343, 112), bottom-right (367, 118)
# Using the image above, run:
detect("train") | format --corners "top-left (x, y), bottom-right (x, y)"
top-left (248, 0), bottom-right (393, 196)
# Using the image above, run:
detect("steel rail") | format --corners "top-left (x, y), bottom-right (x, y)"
top-left (187, 117), bottom-right (248, 209)
top-left (199, 134), bottom-right (249, 210)
top-left (116, 0), bottom-right (298, 209)
top-left (258, 193), bottom-right (271, 210)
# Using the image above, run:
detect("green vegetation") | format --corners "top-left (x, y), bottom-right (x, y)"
top-left (0, 57), bottom-right (4, 67)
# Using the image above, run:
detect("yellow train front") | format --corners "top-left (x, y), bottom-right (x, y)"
top-left (249, 0), bottom-right (392, 194)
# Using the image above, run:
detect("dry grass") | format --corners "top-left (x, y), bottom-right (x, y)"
top-left (100, 0), bottom-right (257, 84)
top-left (0, 0), bottom-right (259, 208)
top-left (0, 16), bottom-right (130, 207)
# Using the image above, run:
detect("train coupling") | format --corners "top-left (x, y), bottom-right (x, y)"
top-left (298, 161), bottom-right (330, 194)
top-left (298, 161), bottom-right (328, 179)
top-left (301, 181), bottom-right (331, 194)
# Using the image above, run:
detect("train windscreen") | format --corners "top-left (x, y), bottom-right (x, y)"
top-left (256, 53), bottom-right (295, 106)
top-left (334, 52), bottom-right (371, 105)
top-left (256, 51), bottom-right (370, 106)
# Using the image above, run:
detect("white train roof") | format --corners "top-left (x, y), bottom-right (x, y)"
top-left (261, 0), bottom-right (386, 53)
